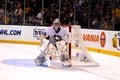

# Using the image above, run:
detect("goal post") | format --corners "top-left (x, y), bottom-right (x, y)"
top-left (61, 24), bottom-right (99, 67)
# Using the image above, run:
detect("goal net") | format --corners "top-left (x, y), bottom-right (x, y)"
top-left (60, 24), bottom-right (99, 67)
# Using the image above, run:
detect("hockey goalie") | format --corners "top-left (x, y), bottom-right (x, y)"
top-left (34, 18), bottom-right (72, 67)
top-left (34, 18), bottom-right (99, 67)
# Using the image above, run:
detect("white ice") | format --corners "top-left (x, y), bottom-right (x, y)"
top-left (0, 43), bottom-right (120, 80)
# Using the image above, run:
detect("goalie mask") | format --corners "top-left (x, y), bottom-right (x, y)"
top-left (53, 18), bottom-right (61, 33)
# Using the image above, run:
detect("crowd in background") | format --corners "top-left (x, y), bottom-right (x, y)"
top-left (0, 0), bottom-right (120, 31)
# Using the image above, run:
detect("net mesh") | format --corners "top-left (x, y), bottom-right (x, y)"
top-left (62, 24), bottom-right (99, 67)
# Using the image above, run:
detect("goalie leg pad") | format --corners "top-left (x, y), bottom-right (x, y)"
top-left (56, 40), bottom-right (71, 67)
top-left (34, 52), bottom-right (47, 66)
top-left (60, 52), bottom-right (71, 67)
top-left (39, 38), bottom-right (49, 51)
top-left (60, 52), bottom-right (70, 62)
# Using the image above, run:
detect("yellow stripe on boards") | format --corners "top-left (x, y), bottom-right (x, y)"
top-left (88, 47), bottom-right (120, 57)
top-left (0, 40), bottom-right (120, 57)
top-left (0, 40), bottom-right (39, 45)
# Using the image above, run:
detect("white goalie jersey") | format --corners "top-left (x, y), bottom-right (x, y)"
top-left (45, 26), bottom-right (68, 43)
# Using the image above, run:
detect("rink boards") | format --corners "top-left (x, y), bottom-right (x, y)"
top-left (0, 25), bottom-right (120, 57)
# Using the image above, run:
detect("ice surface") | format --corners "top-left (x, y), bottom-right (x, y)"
top-left (0, 43), bottom-right (120, 80)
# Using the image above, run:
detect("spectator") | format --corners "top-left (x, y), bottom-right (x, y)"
top-left (115, 18), bottom-right (120, 31)
top-left (25, 3), bottom-right (31, 19)
top-left (0, 17), bottom-right (4, 24)
top-left (92, 17), bottom-right (101, 29)
top-left (0, 5), bottom-right (5, 22)
top-left (36, 9), bottom-right (43, 25)
top-left (14, 2), bottom-right (23, 25)
top-left (101, 20), bottom-right (113, 30)
top-left (114, 5), bottom-right (120, 19)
